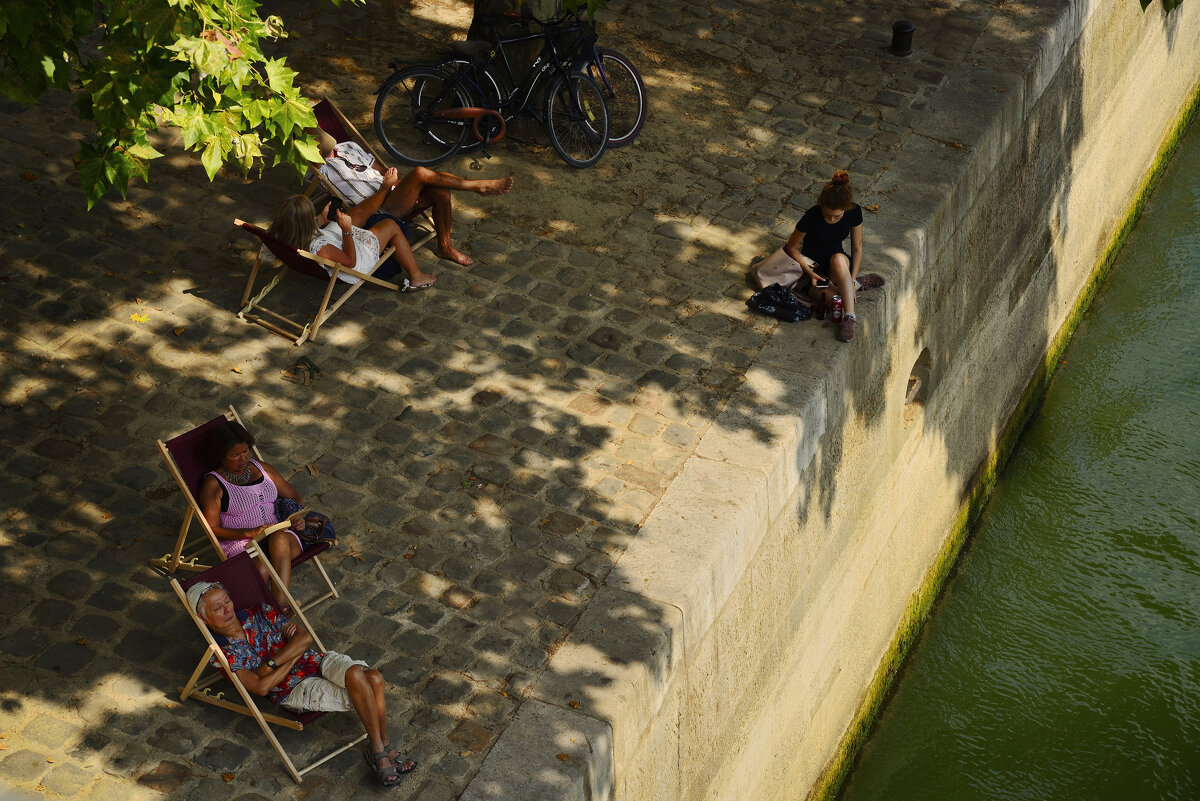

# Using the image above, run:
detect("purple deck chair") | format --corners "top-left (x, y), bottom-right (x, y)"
top-left (233, 217), bottom-right (401, 345)
top-left (172, 550), bottom-right (365, 783)
top-left (152, 405), bottom-right (338, 610)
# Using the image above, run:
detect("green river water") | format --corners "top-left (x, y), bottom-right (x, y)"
top-left (837, 121), bottom-right (1200, 800)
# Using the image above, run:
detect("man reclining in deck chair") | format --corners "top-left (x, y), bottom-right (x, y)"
top-left (311, 126), bottom-right (514, 267)
top-left (188, 580), bottom-right (418, 787)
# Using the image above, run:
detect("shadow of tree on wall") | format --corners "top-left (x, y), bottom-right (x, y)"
top-left (0, 0), bottom-right (1171, 797)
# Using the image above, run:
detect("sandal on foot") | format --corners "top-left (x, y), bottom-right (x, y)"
top-left (383, 743), bottom-right (417, 774)
top-left (365, 748), bottom-right (402, 788)
top-left (856, 274), bottom-right (886, 291)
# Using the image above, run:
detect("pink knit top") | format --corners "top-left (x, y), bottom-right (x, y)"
top-left (208, 459), bottom-right (280, 558)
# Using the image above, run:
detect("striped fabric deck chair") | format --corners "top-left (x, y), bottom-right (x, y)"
top-left (305, 97), bottom-right (436, 251)
top-left (171, 549), bottom-right (365, 783)
top-left (151, 405), bottom-right (338, 611)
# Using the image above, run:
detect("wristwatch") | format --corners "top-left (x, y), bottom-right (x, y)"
top-left (265, 658), bottom-right (277, 669)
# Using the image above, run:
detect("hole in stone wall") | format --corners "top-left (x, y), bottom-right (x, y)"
top-left (904, 348), bottom-right (931, 427)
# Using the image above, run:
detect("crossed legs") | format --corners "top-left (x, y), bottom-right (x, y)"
top-left (380, 167), bottom-right (514, 266)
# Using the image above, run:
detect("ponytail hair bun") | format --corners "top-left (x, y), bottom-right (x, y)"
top-left (818, 171), bottom-right (854, 210)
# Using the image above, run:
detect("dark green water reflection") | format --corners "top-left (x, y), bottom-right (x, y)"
top-left (839, 122), bottom-right (1200, 800)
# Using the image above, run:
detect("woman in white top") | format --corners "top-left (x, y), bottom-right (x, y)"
top-left (266, 168), bottom-right (436, 290)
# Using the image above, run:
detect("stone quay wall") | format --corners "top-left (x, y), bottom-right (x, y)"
top-left (461, 0), bottom-right (1200, 798)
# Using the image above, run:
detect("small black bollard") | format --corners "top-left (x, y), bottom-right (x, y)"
top-left (890, 20), bottom-right (916, 57)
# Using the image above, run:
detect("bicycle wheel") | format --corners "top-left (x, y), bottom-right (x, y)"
top-left (437, 59), bottom-right (506, 151)
top-left (544, 72), bottom-right (609, 168)
top-left (374, 66), bottom-right (469, 167)
top-left (584, 48), bottom-right (646, 148)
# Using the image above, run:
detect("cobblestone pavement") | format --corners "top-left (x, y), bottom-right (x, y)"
top-left (0, 0), bottom-right (1004, 797)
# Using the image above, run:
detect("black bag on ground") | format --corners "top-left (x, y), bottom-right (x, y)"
top-left (746, 283), bottom-right (812, 323)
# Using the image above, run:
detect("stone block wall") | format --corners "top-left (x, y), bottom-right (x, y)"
top-left (460, 0), bottom-right (1200, 797)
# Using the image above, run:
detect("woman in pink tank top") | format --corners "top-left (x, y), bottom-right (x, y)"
top-left (198, 420), bottom-right (306, 609)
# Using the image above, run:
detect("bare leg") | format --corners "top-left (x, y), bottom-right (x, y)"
top-left (380, 167), bottom-right (514, 265)
top-left (829, 253), bottom-right (856, 317)
top-left (345, 666), bottom-right (392, 776)
top-left (423, 186), bottom-right (472, 266)
top-left (267, 531), bottom-right (302, 609)
top-left (370, 219), bottom-right (435, 288)
top-left (365, 669), bottom-right (417, 772)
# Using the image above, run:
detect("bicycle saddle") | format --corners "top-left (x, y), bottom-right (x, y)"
top-left (450, 40), bottom-right (493, 60)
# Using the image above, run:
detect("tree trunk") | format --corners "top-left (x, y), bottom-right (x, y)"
top-left (468, 0), bottom-right (560, 82)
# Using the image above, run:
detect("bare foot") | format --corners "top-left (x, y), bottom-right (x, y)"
top-left (408, 273), bottom-right (437, 289)
top-left (475, 176), bottom-right (514, 196)
top-left (436, 246), bottom-right (473, 266)
top-left (386, 747), bottom-right (417, 774)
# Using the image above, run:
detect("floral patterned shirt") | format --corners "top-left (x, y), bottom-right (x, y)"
top-left (212, 603), bottom-right (323, 705)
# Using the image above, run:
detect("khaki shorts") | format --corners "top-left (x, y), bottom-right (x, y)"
top-left (281, 651), bottom-right (369, 713)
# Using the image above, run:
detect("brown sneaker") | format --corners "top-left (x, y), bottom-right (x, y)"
top-left (856, 274), bottom-right (886, 291)
top-left (837, 315), bottom-right (856, 342)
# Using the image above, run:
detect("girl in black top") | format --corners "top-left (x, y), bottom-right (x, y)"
top-left (784, 171), bottom-right (882, 342)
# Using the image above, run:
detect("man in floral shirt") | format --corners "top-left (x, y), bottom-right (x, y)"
top-left (188, 581), bottom-right (417, 787)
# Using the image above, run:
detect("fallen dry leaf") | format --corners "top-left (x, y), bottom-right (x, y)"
top-left (569, 700), bottom-right (580, 709)
top-left (306, 463), bottom-right (319, 476)
top-left (130, 313), bottom-right (149, 323)
top-left (231, 367), bottom-right (243, 374)
top-left (557, 753), bottom-right (569, 762)
top-left (174, 327), bottom-right (186, 336)
top-left (222, 772), bottom-right (235, 782)
top-left (76, 638), bottom-right (88, 647)
top-left (864, 204), bottom-right (881, 213)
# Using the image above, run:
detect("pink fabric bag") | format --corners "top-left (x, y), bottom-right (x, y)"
top-left (752, 247), bottom-right (808, 289)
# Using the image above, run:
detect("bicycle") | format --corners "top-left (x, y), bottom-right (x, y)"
top-left (373, 10), bottom-right (610, 169)
top-left (444, 12), bottom-right (647, 149)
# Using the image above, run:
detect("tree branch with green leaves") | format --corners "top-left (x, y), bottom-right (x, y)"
top-left (0, 0), bottom-right (344, 208)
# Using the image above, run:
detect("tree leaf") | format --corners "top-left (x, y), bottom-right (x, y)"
top-left (293, 136), bottom-right (321, 164)
top-left (263, 57), bottom-right (297, 93)
top-left (201, 138), bottom-right (224, 179)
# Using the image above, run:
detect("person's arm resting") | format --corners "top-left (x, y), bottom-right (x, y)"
top-left (784, 230), bottom-right (821, 284)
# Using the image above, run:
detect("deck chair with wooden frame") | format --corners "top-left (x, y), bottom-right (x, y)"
top-left (234, 215), bottom-right (402, 346)
top-left (151, 405), bottom-right (338, 611)
top-left (171, 547), bottom-right (366, 783)
top-left (304, 97), bottom-right (436, 253)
